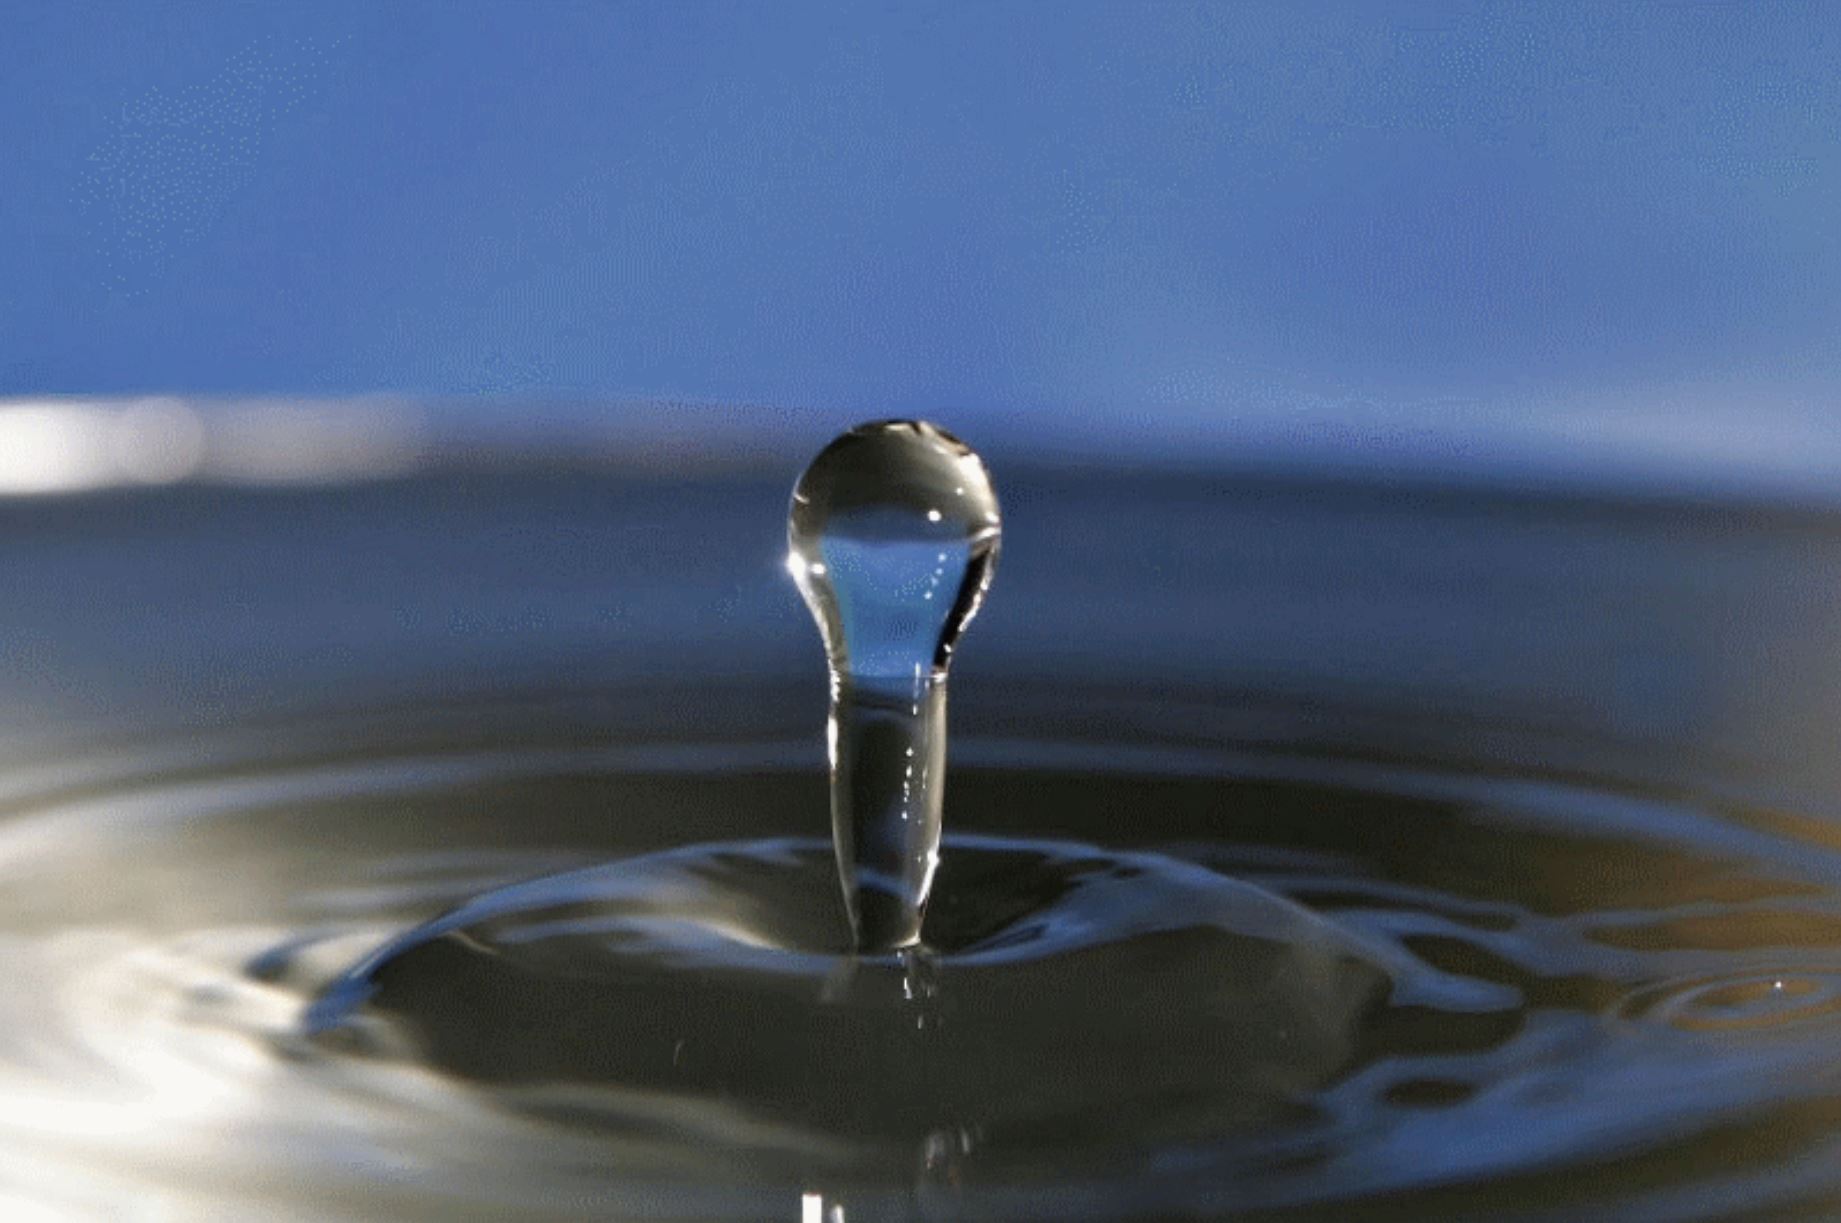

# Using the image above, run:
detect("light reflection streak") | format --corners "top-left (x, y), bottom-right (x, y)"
top-left (5, 393), bottom-right (1840, 507)
top-left (0, 398), bottom-right (425, 497)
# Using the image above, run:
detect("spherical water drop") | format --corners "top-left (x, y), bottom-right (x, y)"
top-left (788, 421), bottom-right (1001, 952)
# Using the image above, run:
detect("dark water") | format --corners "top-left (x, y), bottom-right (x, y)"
top-left (5, 466), bottom-right (1841, 1218)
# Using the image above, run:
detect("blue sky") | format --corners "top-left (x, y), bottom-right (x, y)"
top-left (3, 1), bottom-right (1837, 428)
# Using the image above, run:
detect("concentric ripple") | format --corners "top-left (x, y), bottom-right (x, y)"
top-left (306, 835), bottom-right (1395, 1160)
top-left (4, 714), bottom-right (1841, 1219)
top-left (1619, 972), bottom-right (1841, 1033)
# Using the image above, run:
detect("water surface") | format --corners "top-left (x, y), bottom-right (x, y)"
top-left (4, 466), bottom-right (1841, 1218)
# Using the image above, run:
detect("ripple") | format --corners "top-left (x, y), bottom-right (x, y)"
top-left (1619, 971), bottom-right (1841, 1033)
top-left (307, 835), bottom-right (1397, 1157)
top-left (3, 725), bottom-right (1841, 1217)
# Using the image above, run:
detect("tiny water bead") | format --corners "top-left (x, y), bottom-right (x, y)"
top-left (787, 420), bottom-right (1002, 952)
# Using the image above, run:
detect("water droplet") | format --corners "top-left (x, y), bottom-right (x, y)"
top-left (788, 421), bottom-right (1001, 952)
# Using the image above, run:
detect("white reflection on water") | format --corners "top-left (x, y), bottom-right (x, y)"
top-left (112, 397), bottom-right (206, 485)
top-left (0, 404), bottom-right (121, 495)
top-left (5, 393), bottom-right (1841, 508)
top-left (0, 398), bottom-right (425, 496)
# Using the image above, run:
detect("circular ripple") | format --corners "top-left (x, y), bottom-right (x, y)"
top-left (1619, 972), bottom-right (1841, 1033)
top-left (309, 835), bottom-right (1396, 1158)
top-left (10, 714), bottom-right (1841, 1217)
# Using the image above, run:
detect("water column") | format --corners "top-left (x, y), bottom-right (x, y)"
top-left (787, 421), bottom-right (1001, 952)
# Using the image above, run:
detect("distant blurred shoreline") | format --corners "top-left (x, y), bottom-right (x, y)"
top-left (2, 394), bottom-right (1838, 513)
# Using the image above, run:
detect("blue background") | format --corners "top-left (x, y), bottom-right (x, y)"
top-left (3, 1), bottom-right (1837, 424)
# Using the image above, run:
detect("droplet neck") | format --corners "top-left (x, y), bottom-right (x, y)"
top-left (828, 670), bottom-right (948, 950)
top-left (788, 420), bottom-right (1002, 953)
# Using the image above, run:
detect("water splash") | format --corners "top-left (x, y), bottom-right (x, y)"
top-left (787, 421), bottom-right (1001, 952)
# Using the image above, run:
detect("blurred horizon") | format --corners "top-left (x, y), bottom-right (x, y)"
top-left (8, 391), bottom-right (1841, 511)
top-left (3, 1), bottom-right (1837, 431)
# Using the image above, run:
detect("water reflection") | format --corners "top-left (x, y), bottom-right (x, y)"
top-left (0, 397), bottom-right (424, 495)
top-left (10, 394), bottom-right (1841, 509)
top-left (5, 421), bottom-right (1841, 1217)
